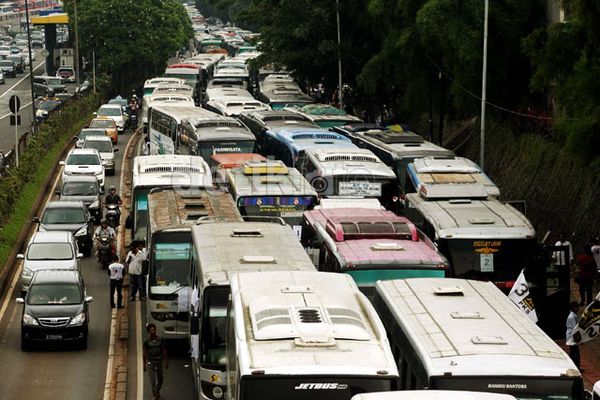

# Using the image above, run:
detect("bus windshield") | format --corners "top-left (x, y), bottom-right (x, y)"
top-left (240, 376), bottom-right (393, 400)
top-left (439, 238), bottom-right (537, 282)
top-left (432, 376), bottom-right (583, 400)
top-left (197, 140), bottom-right (255, 161)
top-left (149, 233), bottom-right (191, 293)
top-left (201, 286), bottom-right (228, 371)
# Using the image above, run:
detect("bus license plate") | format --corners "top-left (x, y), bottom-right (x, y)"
top-left (339, 182), bottom-right (382, 196)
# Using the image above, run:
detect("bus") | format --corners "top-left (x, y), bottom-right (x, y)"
top-left (301, 208), bottom-right (448, 294)
top-left (406, 156), bottom-right (500, 198)
top-left (209, 153), bottom-right (266, 186)
top-left (263, 127), bottom-right (356, 167)
top-left (226, 271), bottom-right (399, 400)
top-left (146, 188), bottom-right (240, 339)
top-left (142, 93), bottom-right (195, 133)
top-left (404, 192), bottom-right (536, 287)
top-left (226, 160), bottom-right (318, 233)
top-left (131, 155), bottom-right (212, 241)
top-left (296, 147), bottom-right (397, 202)
top-left (257, 74), bottom-right (313, 110)
top-left (143, 77), bottom-right (186, 97)
top-left (188, 221), bottom-right (317, 400)
top-left (148, 105), bottom-right (216, 155)
top-left (373, 278), bottom-right (584, 399)
top-left (204, 86), bottom-right (254, 104)
top-left (204, 97), bottom-right (270, 118)
top-left (352, 392), bottom-right (518, 400)
top-left (286, 103), bottom-right (363, 129)
top-left (332, 126), bottom-right (455, 209)
top-left (164, 66), bottom-right (201, 103)
top-left (179, 115), bottom-right (255, 161)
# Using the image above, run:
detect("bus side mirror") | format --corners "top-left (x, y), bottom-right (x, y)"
top-left (190, 313), bottom-right (200, 335)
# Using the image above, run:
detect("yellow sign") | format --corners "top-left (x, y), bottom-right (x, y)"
top-left (473, 241), bottom-right (501, 254)
top-left (210, 374), bottom-right (221, 383)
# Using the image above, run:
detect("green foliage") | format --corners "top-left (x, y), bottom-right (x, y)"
top-left (0, 93), bottom-right (100, 270)
top-left (64, 0), bottom-right (193, 94)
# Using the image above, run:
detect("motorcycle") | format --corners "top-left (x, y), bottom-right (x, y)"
top-left (106, 203), bottom-right (120, 228)
top-left (97, 236), bottom-right (112, 269)
top-left (130, 113), bottom-right (138, 130)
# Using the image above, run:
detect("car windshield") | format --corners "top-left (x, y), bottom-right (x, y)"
top-left (38, 101), bottom-right (60, 111)
top-left (67, 154), bottom-right (100, 165)
top-left (109, 99), bottom-right (127, 106)
top-left (27, 243), bottom-right (74, 260)
top-left (62, 181), bottom-right (98, 196)
top-left (84, 141), bottom-right (112, 153)
top-left (47, 78), bottom-right (62, 85)
top-left (90, 120), bottom-right (114, 128)
top-left (58, 68), bottom-right (73, 74)
top-left (98, 107), bottom-right (121, 117)
top-left (28, 283), bottom-right (82, 305)
top-left (0, 61), bottom-right (12, 66)
top-left (8, 56), bottom-right (19, 62)
top-left (80, 130), bottom-right (106, 138)
top-left (41, 207), bottom-right (86, 224)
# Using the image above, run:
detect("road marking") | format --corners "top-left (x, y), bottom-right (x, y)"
top-left (0, 100), bottom-right (33, 120)
top-left (136, 299), bottom-right (143, 400)
top-left (0, 261), bottom-right (22, 323)
top-left (103, 309), bottom-right (117, 399)
top-left (0, 60), bottom-right (46, 99)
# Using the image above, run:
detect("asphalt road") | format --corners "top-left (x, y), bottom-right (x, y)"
top-left (0, 49), bottom-right (58, 154)
top-left (0, 128), bottom-right (133, 400)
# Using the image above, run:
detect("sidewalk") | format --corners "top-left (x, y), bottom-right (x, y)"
top-left (566, 277), bottom-right (600, 389)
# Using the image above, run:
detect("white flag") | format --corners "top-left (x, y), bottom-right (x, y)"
top-left (508, 269), bottom-right (538, 323)
top-left (567, 293), bottom-right (600, 345)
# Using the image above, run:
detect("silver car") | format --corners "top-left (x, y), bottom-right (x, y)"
top-left (82, 135), bottom-right (118, 175)
top-left (18, 231), bottom-right (82, 296)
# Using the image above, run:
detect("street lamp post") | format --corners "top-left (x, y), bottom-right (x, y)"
top-left (73, 0), bottom-right (80, 90)
top-left (335, 0), bottom-right (343, 110)
top-left (480, 0), bottom-right (489, 171)
top-left (24, 0), bottom-right (36, 129)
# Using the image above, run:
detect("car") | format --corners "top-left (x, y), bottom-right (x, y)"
top-left (0, 69), bottom-right (5, 84)
top-left (82, 135), bottom-right (119, 175)
top-left (7, 54), bottom-right (24, 73)
top-left (35, 98), bottom-right (63, 122)
top-left (31, 38), bottom-right (43, 48)
top-left (18, 231), bottom-right (82, 296)
top-left (88, 118), bottom-right (118, 144)
top-left (0, 59), bottom-right (16, 77)
top-left (107, 97), bottom-right (131, 127)
top-left (57, 175), bottom-right (103, 223)
top-left (75, 128), bottom-right (111, 148)
top-left (96, 104), bottom-right (125, 133)
top-left (56, 66), bottom-right (75, 83)
top-left (16, 270), bottom-right (92, 350)
top-left (33, 75), bottom-right (66, 97)
top-left (60, 148), bottom-right (105, 189)
top-left (33, 200), bottom-right (94, 256)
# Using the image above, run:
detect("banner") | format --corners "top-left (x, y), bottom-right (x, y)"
top-left (508, 269), bottom-right (538, 323)
top-left (567, 294), bottom-right (600, 345)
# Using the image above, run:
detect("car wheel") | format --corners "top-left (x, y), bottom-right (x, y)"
top-left (21, 334), bottom-right (31, 351)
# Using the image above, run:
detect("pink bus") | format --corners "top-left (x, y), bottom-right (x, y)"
top-left (302, 208), bottom-right (449, 295)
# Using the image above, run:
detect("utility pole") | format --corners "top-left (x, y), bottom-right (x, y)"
top-left (24, 0), bottom-right (36, 129)
top-left (335, 0), bottom-right (343, 110)
top-left (92, 50), bottom-right (96, 94)
top-left (73, 0), bottom-right (80, 90)
top-left (480, 0), bottom-right (489, 171)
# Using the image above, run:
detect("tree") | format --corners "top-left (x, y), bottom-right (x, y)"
top-left (65, 0), bottom-right (193, 94)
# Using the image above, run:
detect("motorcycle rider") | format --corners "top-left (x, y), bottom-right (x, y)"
top-left (94, 220), bottom-right (116, 256)
top-left (105, 186), bottom-right (122, 224)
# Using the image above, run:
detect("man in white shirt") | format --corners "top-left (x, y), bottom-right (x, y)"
top-left (127, 241), bottom-right (147, 301)
top-left (553, 232), bottom-right (573, 288)
top-left (591, 237), bottom-right (600, 272)
top-left (566, 301), bottom-right (581, 370)
top-left (108, 255), bottom-right (125, 309)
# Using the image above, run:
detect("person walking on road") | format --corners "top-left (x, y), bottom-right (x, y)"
top-left (126, 241), bottom-right (147, 301)
top-left (143, 323), bottom-right (168, 400)
top-left (566, 301), bottom-right (581, 370)
top-left (108, 254), bottom-right (125, 309)
top-left (576, 245), bottom-right (597, 306)
top-left (553, 232), bottom-right (574, 288)
top-left (142, 136), bottom-right (151, 156)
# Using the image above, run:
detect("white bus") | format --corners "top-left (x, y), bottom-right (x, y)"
top-left (145, 188), bottom-right (241, 339)
top-left (188, 221), bottom-right (317, 400)
top-left (148, 105), bottom-right (217, 155)
top-left (404, 193), bottom-right (536, 287)
top-left (142, 92), bottom-right (195, 132)
top-left (226, 271), bottom-right (399, 400)
top-left (352, 391), bottom-right (517, 400)
top-left (143, 77), bottom-right (186, 97)
top-left (131, 155), bottom-right (212, 241)
top-left (373, 278), bottom-right (583, 399)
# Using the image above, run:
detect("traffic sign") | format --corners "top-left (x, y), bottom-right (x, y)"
top-left (9, 95), bottom-right (20, 114)
top-left (9, 115), bottom-right (21, 126)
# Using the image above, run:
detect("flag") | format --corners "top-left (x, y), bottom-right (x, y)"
top-left (567, 293), bottom-right (600, 345)
top-left (508, 269), bottom-right (538, 323)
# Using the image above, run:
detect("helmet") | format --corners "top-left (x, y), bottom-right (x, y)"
top-left (109, 185), bottom-right (116, 191)
top-left (132, 94), bottom-right (138, 99)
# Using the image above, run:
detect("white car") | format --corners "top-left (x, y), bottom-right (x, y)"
top-left (18, 231), bottom-right (82, 296)
top-left (60, 148), bottom-right (105, 189)
top-left (82, 135), bottom-right (119, 175)
top-left (96, 104), bottom-right (125, 133)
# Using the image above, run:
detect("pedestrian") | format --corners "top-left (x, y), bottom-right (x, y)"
top-left (143, 323), bottom-right (168, 400)
top-left (108, 254), bottom-right (125, 309)
top-left (553, 232), bottom-right (574, 288)
top-left (566, 301), bottom-right (581, 370)
top-left (142, 136), bottom-right (151, 156)
top-left (126, 241), bottom-right (147, 301)
top-left (576, 245), bottom-right (597, 306)
top-left (591, 237), bottom-right (600, 273)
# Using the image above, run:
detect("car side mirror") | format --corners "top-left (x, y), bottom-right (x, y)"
top-left (85, 296), bottom-right (94, 303)
top-left (16, 254), bottom-right (24, 259)
top-left (59, 160), bottom-right (65, 166)
top-left (15, 298), bottom-right (24, 304)
top-left (77, 253), bottom-right (84, 259)
top-left (93, 112), bottom-right (97, 116)
top-left (113, 148), bottom-right (119, 152)
top-left (32, 217), bottom-right (39, 223)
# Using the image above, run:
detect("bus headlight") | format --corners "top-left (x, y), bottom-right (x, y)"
top-left (213, 387), bottom-right (223, 399)
top-left (150, 312), bottom-right (174, 321)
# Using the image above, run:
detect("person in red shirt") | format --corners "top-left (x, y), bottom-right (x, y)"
top-left (577, 245), bottom-right (597, 306)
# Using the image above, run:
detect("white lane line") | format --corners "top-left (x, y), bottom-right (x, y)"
top-left (0, 261), bottom-right (22, 322)
top-left (136, 299), bottom-right (143, 400)
top-left (0, 101), bottom-right (33, 120)
top-left (0, 60), bottom-right (46, 99)
top-left (103, 309), bottom-right (117, 399)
